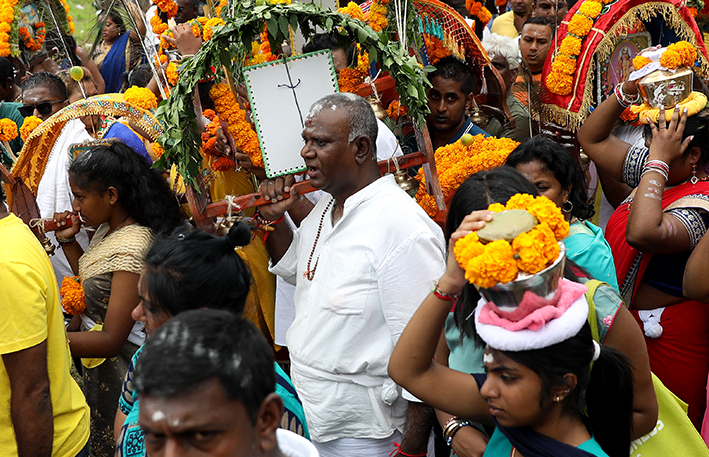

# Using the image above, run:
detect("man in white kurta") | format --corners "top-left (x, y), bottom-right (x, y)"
top-left (261, 93), bottom-right (445, 456)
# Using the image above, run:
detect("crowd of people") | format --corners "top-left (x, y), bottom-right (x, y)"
top-left (2, 0), bottom-right (709, 456)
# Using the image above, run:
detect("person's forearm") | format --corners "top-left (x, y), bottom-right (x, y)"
top-left (68, 327), bottom-right (129, 358)
top-left (59, 241), bottom-right (83, 276)
top-left (625, 170), bottom-right (666, 248)
top-left (399, 402), bottom-right (434, 456)
top-left (11, 387), bottom-right (53, 457)
top-left (265, 224), bottom-right (294, 265)
top-left (286, 195), bottom-right (315, 227)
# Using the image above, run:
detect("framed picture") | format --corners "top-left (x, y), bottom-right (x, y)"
top-left (243, 50), bottom-right (339, 178)
top-left (19, 3), bottom-right (46, 63)
top-left (596, 32), bottom-right (651, 102)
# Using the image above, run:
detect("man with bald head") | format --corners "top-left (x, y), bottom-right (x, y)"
top-left (259, 93), bottom-right (445, 456)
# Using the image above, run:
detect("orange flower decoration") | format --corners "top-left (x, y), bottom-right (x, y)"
top-left (386, 101), bottom-right (407, 120)
top-left (632, 55), bottom-right (651, 70)
top-left (202, 17), bottom-right (225, 41)
top-left (166, 61), bottom-right (179, 86)
top-left (20, 116), bottom-right (42, 141)
top-left (124, 86), bottom-right (158, 110)
top-left (338, 2), bottom-right (365, 21)
top-left (0, 118), bottom-right (18, 142)
top-left (60, 276), bottom-right (86, 315)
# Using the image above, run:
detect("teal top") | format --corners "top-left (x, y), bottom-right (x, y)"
top-left (0, 102), bottom-right (24, 166)
top-left (483, 428), bottom-right (609, 457)
top-left (564, 220), bottom-right (619, 291)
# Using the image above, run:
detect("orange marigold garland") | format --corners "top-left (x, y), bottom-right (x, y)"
top-left (338, 2), bottom-right (366, 21)
top-left (386, 100), bottom-right (407, 120)
top-left (414, 135), bottom-right (520, 217)
top-left (60, 276), bottom-right (86, 315)
top-left (0, 0), bottom-right (17, 57)
top-left (337, 47), bottom-right (370, 93)
top-left (20, 116), bottom-right (42, 141)
top-left (366, 0), bottom-right (389, 32)
top-left (548, 0), bottom-right (605, 96)
top-left (166, 61), bottom-right (179, 86)
top-left (59, 0), bottom-right (75, 34)
top-left (454, 194), bottom-right (569, 288)
top-left (154, 0), bottom-right (178, 18)
top-left (0, 118), bottom-right (17, 142)
top-left (632, 55), bottom-right (651, 70)
top-left (466, 0), bottom-right (492, 25)
top-left (203, 17), bottom-right (225, 41)
top-left (209, 82), bottom-right (264, 169)
top-left (659, 41), bottom-right (697, 69)
top-left (19, 22), bottom-right (46, 51)
top-left (124, 86), bottom-right (158, 110)
top-left (424, 34), bottom-right (452, 64)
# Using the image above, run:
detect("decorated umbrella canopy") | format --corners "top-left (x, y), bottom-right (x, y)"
top-left (413, 0), bottom-right (512, 126)
top-left (541, 0), bottom-right (709, 132)
top-left (8, 93), bottom-right (163, 226)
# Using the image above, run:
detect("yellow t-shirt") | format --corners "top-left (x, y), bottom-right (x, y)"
top-left (491, 11), bottom-right (519, 38)
top-left (0, 214), bottom-right (90, 457)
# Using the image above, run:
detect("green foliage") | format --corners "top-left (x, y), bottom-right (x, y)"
top-left (154, 0), bottom-right (431, 185)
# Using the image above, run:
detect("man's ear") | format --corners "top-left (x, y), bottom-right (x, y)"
top-left (255, 393), bottom-right (284, 452)
top-left (353, 135), bottom-right (374, 164)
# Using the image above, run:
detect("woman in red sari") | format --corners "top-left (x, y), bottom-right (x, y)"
top-left (578, 78), bottom-right (709, 428)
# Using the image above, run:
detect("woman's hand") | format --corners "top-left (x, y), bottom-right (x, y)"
top-left (53, 211), bottom-right (81, 239)
top-left (439, 210), bottom-right (494, 294)
top-left (450, 426), bottom-right (489, 457)
top-left (648, 106), bottom-right (693, 163)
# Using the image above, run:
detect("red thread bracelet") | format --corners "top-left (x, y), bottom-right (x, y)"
top-left (389, 442), bottom-right (426, 457)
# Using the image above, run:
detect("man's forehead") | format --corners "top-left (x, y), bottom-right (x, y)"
top-left (521, 25), bottom-right (551, 39)
top-left (23, 86), bottom-right (61, 101)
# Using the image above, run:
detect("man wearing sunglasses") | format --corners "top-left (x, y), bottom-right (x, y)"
top-left (16, 72), bottom-right (92, 292)
top-left (20, 72), bottom-right (68, 121)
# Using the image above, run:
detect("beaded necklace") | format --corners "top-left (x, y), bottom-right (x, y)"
top-left (303, 199), bottom-right (335, 281)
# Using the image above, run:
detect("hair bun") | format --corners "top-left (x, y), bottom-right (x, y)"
top-left (225, 221), bottom-right (252, 249)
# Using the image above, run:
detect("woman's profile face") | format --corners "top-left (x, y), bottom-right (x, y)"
top-left (69, 179), bottom-right (113, 228)
top-left (514, 160), bottom-right (569, 209)
top-left (132, 269), bottom-right (172, 337)
top-left (479, 349), bottom-right (554, 429)
top-left (102, 17), bottom-right (121, 43)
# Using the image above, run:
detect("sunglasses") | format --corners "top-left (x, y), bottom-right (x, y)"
top-left (18, 99), bottom-right (65, 117)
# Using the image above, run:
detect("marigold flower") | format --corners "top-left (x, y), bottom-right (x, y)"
top-left (20, 116), bottom-right (42, 141)
top-left (578, 0), bottom-right (602, 18)
top-left (559, 36), bottom-right (582, 56)
top-left (166, 61), bottom-right (179, 86)
top-left (202, 17), bottom-right (225, 41)
top-left (124, 86), bottom-right (158, 110)
top-left (551, 54), bottom-right (577, 75)
top-left (632, 55), bottom-right (651, 70)
top-left (152, 142), bottom-right (165, 158)
top-left (386, 101), bottom-right (407, 120)
top-left (547, 71), bottom-right (573, 96)
top-left (0, 118), bottom-right (17, 142)
top-left (337, 2), bottom-right (365, 21)
top-left (568, 14), bottom-right (593, 37)
top-left (212, 156), bottom-right (236, 171)
top-left (60, 276), bottom-right (86, 315)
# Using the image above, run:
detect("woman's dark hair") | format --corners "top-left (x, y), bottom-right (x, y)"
top-left (505, 136), bottom-right (594, 220)
top-left (445, 167), bottom-right (540, 339)
top-left (143, 221), bottom-right (252, 318)
top-left (643, 108), bottom-right (709, 163)
top-left (500, 322), bottom-right (634, 457)
top-left (68, 141), bottom-right (182, 234)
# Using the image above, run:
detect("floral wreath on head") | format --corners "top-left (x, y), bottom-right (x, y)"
top-left (454, 194), bottom-right (570, 288)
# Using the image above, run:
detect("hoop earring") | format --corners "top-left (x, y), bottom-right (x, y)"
top-left (691, 162), bottom-right (699, 185)
top-left (562, 201), bottom-right (573, 213)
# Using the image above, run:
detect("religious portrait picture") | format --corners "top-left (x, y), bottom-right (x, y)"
top-left (597, 32), bottom-right (651, 102)
top-left (19, 2), bottom-right (46, 63)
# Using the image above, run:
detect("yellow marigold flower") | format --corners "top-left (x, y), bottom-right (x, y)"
top-left (462, 239), bottom-right (518, 288)
top-left (578, 0), bottom-right (602, 18)
top-left (0, 118), bottom-right (17, 142)
top-left (124, 86), bottom-right (158, 110)
top-left (152, 142), bottom-right (165, 158)
top-left (337, 2), bottom-right (365, 21)
top-left (527, 196), bottom-right (569, 240)
top-left (559, 36), bottom-right (582, 56)
top-left (488, 203), bottom-right (506, 213)
top-left (60, 276), bottom-right (86, 315)
top-left (20, 116), bottom-right (42, 141)
top-left (454, 231), bottom-right (485, 266)
top-left (632, 55), bottom-right (651, 70)
top-left (547, 71), bottom-right (574, 96)
top-left (660, 50), bottom-right (682, 70)
top-left (0, 22), bottom-right (10, 33)
top-left (203, 17), bottom-right (225, 41)
top-left (568, 14), bottom-right (593, 37)
top-left (166, 61), bottom-right (179, 86)
top-left (551, 54), bottom-right (577, 75)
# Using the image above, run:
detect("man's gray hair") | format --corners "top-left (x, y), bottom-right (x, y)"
top-left (307, 92), bottom-right (378, 156)
top-left (482, 33), bottom-right (521, 70)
